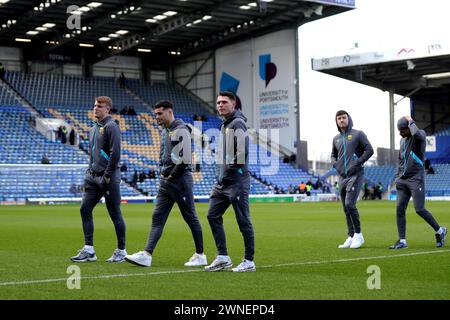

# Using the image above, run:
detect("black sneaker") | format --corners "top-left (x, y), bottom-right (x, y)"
top-left (71, 249), bottom-right (97, 262)
top-left (436, 227), bottom-right (447, 248)
top-left (389, 240), bottom-right (408, 249)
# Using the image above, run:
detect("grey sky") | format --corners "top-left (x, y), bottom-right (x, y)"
top-left (298, 0), bottom-right (448, 162)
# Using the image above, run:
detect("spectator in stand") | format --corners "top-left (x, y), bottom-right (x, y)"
top-left (306, 184), bottom-right (312, 196)
top-left (41, 154), bottom-right (50, 164)
top-left (0, 62), bottom-right (5, 80)
top-left (362, 181), bottom-right (370, 200)
top-left (69, 128), bottom-right (76, 145)
top-left (132, 170), bottom-right (138, 187)
top-left (288, 184), bottom-right (294, 194)
top-left (128, 106), bottom-right (137, 115)
top-left (139, 171), bottom-right (146, 183)
top-left (59, 126), bottom-right (68, 144)
top-left (314, 178), bottom-right (323, 190)
top-left (334, 181), bottom-right (340, 201)
top-left (120, 106), bottom-right (137, 116)
top-left (375, 182), bottom-right (383, 200)
top-left (299, 182), bottom-right (306, 194)
top-left (119, 72), bottom-right (126, 87)
top-left (289, 154), bottom-right (296, 163)
top-left (322, 183), bottom-right (331, 193)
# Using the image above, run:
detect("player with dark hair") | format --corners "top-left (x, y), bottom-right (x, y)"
top-left (390, 116), bottom-right (447, 249)
top-left (204, 91), bottom-right (256, 272)
top-left (332, 110), bottom-right (373, 249)
top-left (125, 100), bottom-right (207, 267)
top-left (71, 96), bottom-right (127, 263)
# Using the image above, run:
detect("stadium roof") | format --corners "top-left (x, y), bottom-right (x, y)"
top-left (0, 0), bottom-right (354, 65)
top-left (312, 42), bottom-right (450, 99)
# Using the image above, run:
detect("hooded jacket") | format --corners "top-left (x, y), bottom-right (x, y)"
top-left (331, 113), bottom-right (373, 178)
top-left (159, 118), bottom-right (192, 179)
top-left (89, 115), bottom-right (121, 177)
top-left (396, 119), bottom-right (426, 179)
top-left (216, 109), bottom-right (249, 185)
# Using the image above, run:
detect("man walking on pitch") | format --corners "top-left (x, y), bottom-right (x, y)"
top-left (71, 96), bottom-right (127, 262)
top-left (125, 100), bottom-right (207, 267)
top-left (390, 116), bottom-right (447, 249)
top-left (205, 91), bottom-right (255, 272)
top-left (332, 110), bottom-right (373, 249)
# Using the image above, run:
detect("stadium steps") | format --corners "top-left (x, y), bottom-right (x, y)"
top-left (123, 85), bottom-right (153, 109)
top-left (173, 81), bottom-right (216, 115)
top-left (434, 125), bottom-right (450, 136)
top-left (0, 77), bottom-right (41, 117)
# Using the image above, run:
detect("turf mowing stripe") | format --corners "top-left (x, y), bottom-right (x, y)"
top-left (0, 249), bottom-right (449, 287)
top-left (0, 269), bottom-right (203, 287)
top-left (259, 249), bottom-right (450, 268)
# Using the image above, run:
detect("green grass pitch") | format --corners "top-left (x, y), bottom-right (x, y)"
top-left (0, 201), bottom-right (449, 300)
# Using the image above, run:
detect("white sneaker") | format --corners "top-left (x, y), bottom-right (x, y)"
top-left (124, 251), bottom-right (152, 267)
top-left (204, 255), bottom-right (232, 272)
top-left (184, 253), bottom-right (208, 267)
top-left (350, 233), bottom-right (364, 249)
top-left (232, 259), bottom-right (256, 272)
top-left (338, 236), bottom-right (353, 249)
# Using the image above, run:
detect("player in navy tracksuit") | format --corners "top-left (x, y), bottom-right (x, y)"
top-left (205, 91), bottom-right (255, 272)
top-left (332, 110), bottom-right (373, 249)
top-left (390, 116), bottom-right (447, 249)
top-left (124, 100), bottom-right (206, 267)
top-left (71, 96), bottom-right (127, 263)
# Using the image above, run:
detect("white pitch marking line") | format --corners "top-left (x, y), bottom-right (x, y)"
top-left (258, 249), bottom-right (450, 268)
top-left (0, 269), bottom-right (202, 287)
top-left (0, 249), bottom-right (448, 287)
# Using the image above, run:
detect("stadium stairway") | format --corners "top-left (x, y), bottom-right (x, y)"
top-left (125, 79), bottom-right (214, 115)
top-left (0, 77), bottom-right (39, 116)
top-left (435, 126), bottom-right (450, 137)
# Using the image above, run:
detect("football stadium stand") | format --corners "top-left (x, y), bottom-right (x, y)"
top-left (435, 126), bottom-right (450, 136)
top-left (364, 165), bottom-right (396, 190)
top-left (3, 71), bottom-right (447, 202)
top-left (1, 72), bottom-right (275, 201)
top-left (0, 72), bottom-right (450, 201)
top-left (424, 163), bottom-right (450, 197)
